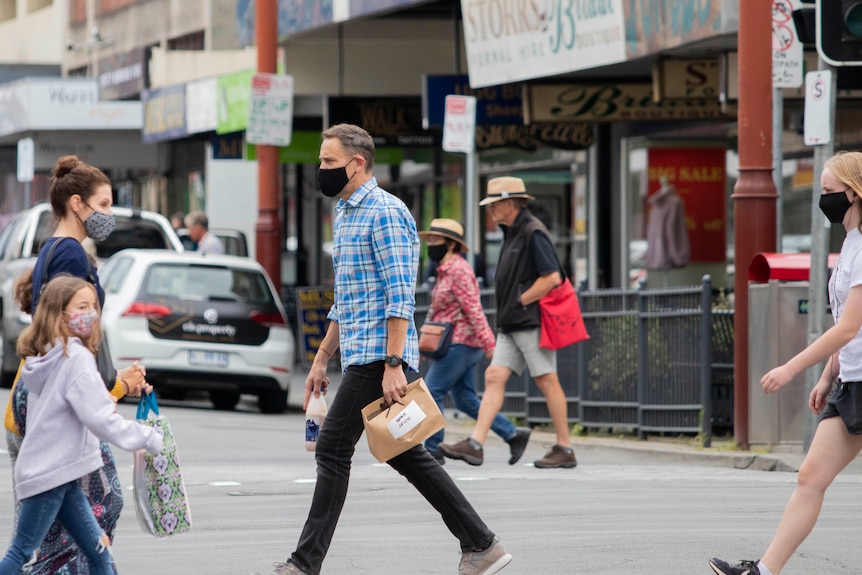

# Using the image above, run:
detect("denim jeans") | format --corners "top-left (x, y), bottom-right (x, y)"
top-left (423, 344), bottom-right (517, 453)
top-left (290, 362), bottom-right (495, 575)
top-left (0, 480), bottom-right (113, 575)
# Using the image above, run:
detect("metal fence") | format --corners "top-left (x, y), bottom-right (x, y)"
top-left (415, 275), bottom-right (734, 446)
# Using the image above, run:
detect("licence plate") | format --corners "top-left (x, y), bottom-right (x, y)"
top-left (188, 351), bottom-right (229, 367)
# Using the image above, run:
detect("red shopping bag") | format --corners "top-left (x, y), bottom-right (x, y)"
top-left (538, 277), bottom-right (589, 350)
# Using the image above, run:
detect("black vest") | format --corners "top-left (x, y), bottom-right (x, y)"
top-left (495, 209), bottom-right (553, 333)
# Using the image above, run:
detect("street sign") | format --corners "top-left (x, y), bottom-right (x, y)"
top-left (804, 70), bottom-right (833, 145)
top-left (16, 138), bottom-right (34, 183)
top-left (772, 0), bottom-right (804, 87)
top-left (442, 95), bottom-right (476, 153)
top-left (246, 73), bottom-right (294, 147)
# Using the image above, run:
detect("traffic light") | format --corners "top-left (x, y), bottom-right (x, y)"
top-left (817, 0), bottom-right (862, 65)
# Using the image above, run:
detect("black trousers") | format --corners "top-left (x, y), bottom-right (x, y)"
top-left (290, 362), bottom-right (495, 574)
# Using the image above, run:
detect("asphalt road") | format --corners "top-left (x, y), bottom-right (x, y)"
top-left (0, 390), bottom-right (861, 575)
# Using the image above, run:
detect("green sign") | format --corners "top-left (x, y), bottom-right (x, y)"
top-left (246, 133), bottom-right (404, 165)
top-left (246, 131), bottom-right (321, 163)
top-left (217, 69), bottom-right (255, 134)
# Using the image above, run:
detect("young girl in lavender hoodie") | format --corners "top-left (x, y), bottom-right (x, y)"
top-left (0, 275), bottom-right (162, 575)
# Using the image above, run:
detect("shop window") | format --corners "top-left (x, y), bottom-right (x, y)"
top-left (67, 65), bottom-right (89, 78)
top-left (27, 0), bottom-right (52, 13)
top-left (168, 30), bottom-right (204, 51)
top-left (0, 0), bottom-right (16, 22)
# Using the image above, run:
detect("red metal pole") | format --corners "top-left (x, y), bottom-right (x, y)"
top-left (733, 0), bottom-right (777, 449)
top-left (256, 0), bottom-right (282, 294)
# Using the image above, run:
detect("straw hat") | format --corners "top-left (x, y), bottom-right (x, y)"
top-left (479, 176), bottom-right (535, 206)
top-left (418, 218), bottom-right (469, 251)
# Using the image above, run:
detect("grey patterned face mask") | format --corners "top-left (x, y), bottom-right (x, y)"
top-left (82, 204), bottom-right (116, 242)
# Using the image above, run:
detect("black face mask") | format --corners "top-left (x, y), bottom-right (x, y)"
top-left (427, 244), bottom-right (449, 262)
top-left (819, 190), bottom-right (854, 224)
top-left (317, 158), bottom-right (355, 197)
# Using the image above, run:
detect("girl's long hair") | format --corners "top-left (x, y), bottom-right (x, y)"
top-left (17, 275), bottom-right (102, 358)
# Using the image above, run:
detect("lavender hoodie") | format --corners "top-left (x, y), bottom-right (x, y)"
top-left (14, 338), bottom-right (163, 501)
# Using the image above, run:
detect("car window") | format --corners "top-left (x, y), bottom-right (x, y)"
top-left (142, 264), bottom-right (274, 305)
top-left (34, 211), bottom-right (56, 253)
top-left (0, 217), bottom-right (20, 261)
top-left (100, 256), bottom-right (134, 294)
top-left (218, 234), bottom-right (248, 257)
top-left (95, 218), bottom-right (174, 259)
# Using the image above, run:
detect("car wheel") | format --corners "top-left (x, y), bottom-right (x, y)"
top-left (0, 323), bottom-right (17, 388)
top-left (157, 388), bottom-right (188, 401)
top-left (258, 389), bottom-right (288, 414)
top-left (210, 391), bottom-right (241, 411)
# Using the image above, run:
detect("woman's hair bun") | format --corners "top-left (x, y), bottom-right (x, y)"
top-left (51, 155), bottom-right (82, 180)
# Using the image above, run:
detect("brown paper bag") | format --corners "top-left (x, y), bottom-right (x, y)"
top-left (361, 378), bottom-right (446, 463)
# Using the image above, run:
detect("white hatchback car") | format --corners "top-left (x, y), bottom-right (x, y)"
top-left (98, 250), bottom-right (294, 413)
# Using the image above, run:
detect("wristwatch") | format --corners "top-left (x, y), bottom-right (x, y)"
top-left (384, 354), bottom-right (404, 367)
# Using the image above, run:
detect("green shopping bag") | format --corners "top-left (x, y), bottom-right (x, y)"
top-left (134, 392), bottom-right (192, 537)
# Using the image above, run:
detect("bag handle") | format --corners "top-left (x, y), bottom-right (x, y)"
top-left (136, 391), bottom-right (160, 420)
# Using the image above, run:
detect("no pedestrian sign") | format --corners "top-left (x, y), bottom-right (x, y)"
top-left (247, 73), bottom-right (294, 147)
top-left (772, 0), bottom-right (803, 88)
top-left (442, 95), bottom-right (476, 154)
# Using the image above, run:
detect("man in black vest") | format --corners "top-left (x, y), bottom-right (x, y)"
top-left (439, 177), bottom-right (577, 469)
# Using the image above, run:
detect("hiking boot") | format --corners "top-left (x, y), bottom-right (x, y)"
top-left (533, 444), bottom-right (577, 469)
top-left (439, 438), bottom-right (484, 466)
top-left (250, 562), bottom-right (309, 575)
top-left (459, 536), bottom-right (512, 575)
top-left (709, 558), bottom-right (761, 575)
top-left (506, 427), bottom-right (532, 465)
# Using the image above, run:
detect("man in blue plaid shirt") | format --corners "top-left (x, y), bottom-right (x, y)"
top-left (256, 124), bottom-right (511, 575)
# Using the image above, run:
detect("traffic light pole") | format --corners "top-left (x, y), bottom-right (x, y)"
top-left (803, 58), bottom-right (836, 452)
top-left (734, 0), bottom-right (778, 450)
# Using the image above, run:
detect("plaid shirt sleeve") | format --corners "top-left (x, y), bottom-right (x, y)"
top-left (372, 204), bottom-right (418, 321)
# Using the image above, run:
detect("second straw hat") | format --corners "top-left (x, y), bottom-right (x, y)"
top-left (418, 218), bottom-right (469, 251)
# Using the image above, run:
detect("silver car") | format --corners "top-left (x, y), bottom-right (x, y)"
top-left (0, 203), bottom-right (183, 385)
top-left (97, 249), bottom-right (294, 413)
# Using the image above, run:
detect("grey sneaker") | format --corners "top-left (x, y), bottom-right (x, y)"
top-left (250, 562), bottom-right (309, 575)
top-left (533, 444), bottom-right (577, 468)
top-left (506, 427), bottom-right (532, 465)
top-left (459, 536), bottom-right (512, 575)
top-left (439, 438), bottom-right (484, 466)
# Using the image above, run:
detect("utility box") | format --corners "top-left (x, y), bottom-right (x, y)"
top-left (748, 253), bottom-right (837, 450)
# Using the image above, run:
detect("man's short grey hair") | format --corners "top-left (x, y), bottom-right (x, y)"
top-left (185, 210), bottom-right (209, 230)
top-left (322, 123), bottom-right (375, 171)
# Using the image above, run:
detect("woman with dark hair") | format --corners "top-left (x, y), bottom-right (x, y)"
top-left (3, 155), bottom-right (149, 574)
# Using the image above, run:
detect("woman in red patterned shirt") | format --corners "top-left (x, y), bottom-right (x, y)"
top-left (419, 219), bottom-right (531, 466)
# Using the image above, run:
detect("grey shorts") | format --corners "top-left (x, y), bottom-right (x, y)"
top-left (490, 328), bottom-right (557, 377)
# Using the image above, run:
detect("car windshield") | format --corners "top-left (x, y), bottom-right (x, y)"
top-left (35, 211), bottom-right (176, 259)
top-left (142, 264), bottom-right (274, 304)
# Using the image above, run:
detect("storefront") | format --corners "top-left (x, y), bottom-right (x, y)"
top-left (0, 76), bottom-right (155, 218)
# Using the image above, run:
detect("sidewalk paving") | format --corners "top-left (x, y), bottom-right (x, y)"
top-left (287, 367), bottom-right (862, 475)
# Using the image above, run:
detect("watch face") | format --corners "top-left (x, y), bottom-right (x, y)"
top-left (386, 355), bottom-right (401, 366)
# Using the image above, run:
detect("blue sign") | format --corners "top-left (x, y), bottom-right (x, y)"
top-left (423, 75), bottom-right (523, 127)
top-left (142, 84), bottom-right (187, 144)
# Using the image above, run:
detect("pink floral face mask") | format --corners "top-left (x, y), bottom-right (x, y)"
top-left (65, 309), bottom-right (99, 338)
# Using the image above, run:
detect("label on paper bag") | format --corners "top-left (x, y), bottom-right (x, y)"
top-left (386, 401), bottom-right (426, 439)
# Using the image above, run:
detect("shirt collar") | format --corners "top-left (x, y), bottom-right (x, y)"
top-left (336, 177), bottom-right (378, 212)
